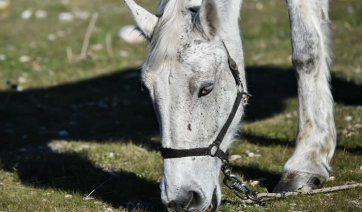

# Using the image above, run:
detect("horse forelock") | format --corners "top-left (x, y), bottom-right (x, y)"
top-left (144, 0), bottom-right (206, 72)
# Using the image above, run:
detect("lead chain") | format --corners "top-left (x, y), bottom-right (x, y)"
top-left (221, 163), bottom-right (264, 203)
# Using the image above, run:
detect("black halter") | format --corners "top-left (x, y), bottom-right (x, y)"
top-left (160, 41), bottom-right (251, 162)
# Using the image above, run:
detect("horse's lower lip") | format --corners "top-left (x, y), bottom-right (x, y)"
top-left (204, 205), bottom-right (213, 212)
top-left (204, 202), bottom-right (217, 212)
top-left (204, 188), bottom-right (218, 212)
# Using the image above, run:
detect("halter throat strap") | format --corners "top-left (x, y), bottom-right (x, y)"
top-left (160, 41), bottom-right (250, 162)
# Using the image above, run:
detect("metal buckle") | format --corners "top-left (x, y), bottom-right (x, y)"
top-left (241, 92), bottom-right (251, 106)
top-left (208, 144), bottom-right (219, 157)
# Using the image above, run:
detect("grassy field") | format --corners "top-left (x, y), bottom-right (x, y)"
top-left (0, 0), bottom-right (361, 211)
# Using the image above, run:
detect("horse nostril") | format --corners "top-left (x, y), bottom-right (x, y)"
top-left (186, 190), bottom-right (202, 209)
top-left (167, 190), bottom-right (204, 210)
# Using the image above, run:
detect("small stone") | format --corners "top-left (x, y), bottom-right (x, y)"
top-left (58, 130), bottom-right (69, 137)
top-left (35, 10), bottom-right (47, 19)
top-left (0, 54), bottom-right (6, 61)
top-left (18, 76), bottom-right (27, 83)
top-left (360, 166), bottom-right (362, 170)
top-left (119, 50), bottom-right (129, 57)
top-left (256, 2), bottom-right (264, 10)
top-left (48, 34), bottom-right (56, 41)
top-left (329, 176), bottom-right (335, 181)
top-left (247, 152), bottom-right (255, 157)
top-left (345, 116), bottom-right (353, 121)
top-left (19, 55), bottom-right (31, 63)
top-left (109, 152), bottom-right (115, 158)
top-left (21, 10), bottom-right (32, 19)
top-left (300, 186), bottom-right (312, 193)
top-left (58, 12), bottom-right (74, 22)
top-left (103, 207), bottom-right (114, 212)
top-left (250, 180), bottom-right (259, 186)
top-left (64, 194), bottom-right (72, 198)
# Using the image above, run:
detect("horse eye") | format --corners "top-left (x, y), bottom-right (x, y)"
top-left (198, 85), bottom-right (213, 97)
top-left (141, 82), bottom-right (150, 94)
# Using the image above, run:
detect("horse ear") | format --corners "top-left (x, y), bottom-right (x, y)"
top-left (196, 0), bottom-right (219, 40)
top-left (124, 0), bottom-right (158, 40)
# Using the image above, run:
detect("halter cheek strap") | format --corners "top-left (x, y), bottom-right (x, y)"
top-left (160, 41), bottom-right (251, 162)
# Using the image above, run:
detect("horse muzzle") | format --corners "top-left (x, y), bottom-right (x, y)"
top-left (165, 187), bottom-right (219, 212)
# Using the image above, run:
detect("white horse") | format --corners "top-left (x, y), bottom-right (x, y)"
top-left (124, 0), bottom-right (336, 211)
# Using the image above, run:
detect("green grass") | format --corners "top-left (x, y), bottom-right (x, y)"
top-left (1, 0), bottom-right (362, 211)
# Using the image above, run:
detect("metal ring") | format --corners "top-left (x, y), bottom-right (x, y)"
top-left (208, 144), bottom-right (219, 157)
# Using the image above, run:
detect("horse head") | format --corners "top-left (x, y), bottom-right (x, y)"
top-left (125, 0), bottom-right (246, 211)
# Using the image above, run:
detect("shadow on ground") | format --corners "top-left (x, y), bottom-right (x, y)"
top-left (1, 66), bottom-right (361, 151)
top-left (245, 67), bottom-right (362, 121)
top-left (1, 66), bottom-right (361, 209)
top-left (0, 68), bottom-right (159, 151)
top-left (242, 133), bottom-right (362, 155)
top-left (229, 164), bottom-right (281, 192)
top-left (0, 147), bottom-right (164, 210)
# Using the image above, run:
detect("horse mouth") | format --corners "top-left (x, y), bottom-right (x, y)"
top-left (204, 205), bottom-right (214, 212)
top-left (205, 189), bottom-right (218, 212)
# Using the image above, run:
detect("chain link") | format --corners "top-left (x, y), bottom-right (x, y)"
top-left (221, 162), bottom-right (264, 203)
top-left (221, 162), bottom-right (362, 203)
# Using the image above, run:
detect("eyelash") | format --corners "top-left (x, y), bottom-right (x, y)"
top-left (198, 85), bottom-right (213, 97)
top-left (141, 83), bottom-right (150, 94)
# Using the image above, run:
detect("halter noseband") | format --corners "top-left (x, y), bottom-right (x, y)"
top-left (160, 41), bottom-right (251, 162)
